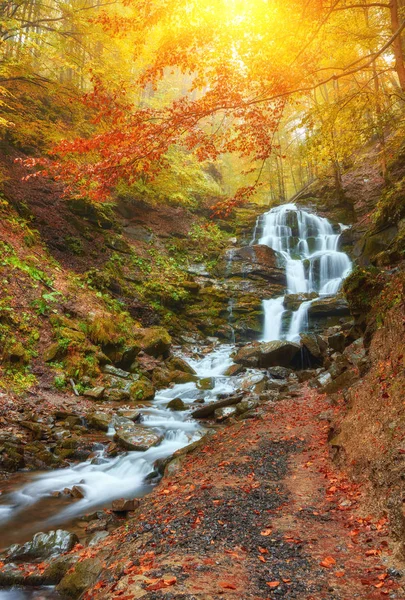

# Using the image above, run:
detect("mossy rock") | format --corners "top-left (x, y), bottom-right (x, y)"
top-left (57, 557), bottom-right (104, 599)
top-left (133, 327), bottom-right (172, 358)
top-left (167, 398), bottom-right (187, 411)
top-left (130, 378), bottom-right (155, 402)
top-left (196, 377), bottom-right (214, 390)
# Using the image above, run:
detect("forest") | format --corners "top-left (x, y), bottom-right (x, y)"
top-left (0, 1), bottom-right (405, 599)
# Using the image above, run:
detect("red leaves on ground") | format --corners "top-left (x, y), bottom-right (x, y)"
top-left (219, 581), bottom-right (237, 590)
top-left (145, 576), bottom-right (177, 591)
top-left (320, 556), bottom-right (336, 568)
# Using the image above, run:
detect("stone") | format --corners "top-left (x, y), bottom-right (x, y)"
top-left (235, 399), bottom-right (259, 415)
top-left (328, 332), bottom-right (346, 353)
top-left (167, 398), bottom-right (187, 411)
top-left (5, 530), bottom-right (79, 562)
top-left (130, 378), bottom-right (155, 402)
top-left (133, 327), bottom-right (172, 358)
top-left (323, 369), bottom-right (358, 393)
top-left (83, 386), bottom-right (105, 400)
top-left (57, 557), bottom-right (104, 599)
top-left (113, 419), bottom-right (163, 451)
top-left (239, 372), bottom-right (268, 394)
top-left (152, 367), bottom-right (173, 388)
top-left (88, 531), bottom-right (110, 547)
top-left (166, 356), bottom-right (196, 374)
top-left (196, 377), bottom-right (214, 390)
top-left (224, 245), bottom-right (286, 287)
top-left (308, 296), bottom-right (350, 317)
top-left (102, 365), bottom-right (131, 379)
top-left (111, 498), bottom-right (140, 512)
top-left (71, 485), bottom-right (85, 499)
top-left (283, 292), bottom-right (317, 311)
top-left (117, 409), bottom-right (141, 422)
top-left (300, 332), bottom-right (327, 360)
top-left (224, 364), bottom-right (245, 376)
top-left (86, 411), bottom-right (111, 432)
top-left (268, 366), bottom-right (293, 379)
top-left (234, 340), bottom-right (301, 369)
top-left (44, 342), bottom-right (63, 362)
top-left (170, 370), bottom-right (197, 384)
top-left (215, 406), bottom-right (237, 421)
top-left (104, 387), bottom-right (130, 402)
top-left (42, 555), bottom-right (78, 584)
top-left (191, 394), bottom-right (243, 419)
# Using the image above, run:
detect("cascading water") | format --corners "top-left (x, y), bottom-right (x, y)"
top-left (0, 346), bottom-right (236, 549)
top-left (254, 203), bottom-right (352, 342)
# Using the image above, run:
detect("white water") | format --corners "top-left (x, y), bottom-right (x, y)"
top-left (0, 346), bottom-right (236, 529)
top-left (256, 203), bottom-right (352, 342)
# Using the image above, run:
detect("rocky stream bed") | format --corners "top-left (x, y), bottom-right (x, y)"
top-left (0, 202), bottom-right (403, 599)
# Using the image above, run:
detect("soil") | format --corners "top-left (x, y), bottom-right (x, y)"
top-left (78, 386), bottom-right (405, 600)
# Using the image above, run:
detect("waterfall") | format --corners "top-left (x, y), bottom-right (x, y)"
top-left (259, 203), bottom-right (352, 342)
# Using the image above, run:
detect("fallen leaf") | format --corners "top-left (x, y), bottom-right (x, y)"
top-left (320, 556), bottom-right (336, 568)
top-left (266, 581), bottom-right (280, 588)
top-left (260, 528), bottom-right (272, 536)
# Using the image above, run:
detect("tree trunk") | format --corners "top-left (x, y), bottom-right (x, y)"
top-left (390, 0), bottom-right (405, 91)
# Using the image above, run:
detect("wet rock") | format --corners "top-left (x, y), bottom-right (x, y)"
top-left (133, 327), bottom-right (172, 358)
top-left (296, 369), bottom-right (318, 383)
top-left (328, 332), bottom-right (346, 353)
top-left (88, 531), bottom-right (110, 546)
top-left (215, 406), bottom-right (237, 421)
top-left (235, 399), bottom-right (259, 415)
top-left (267, 379), bottom-right (288, 391)
top-left (224, 245), bottom-right (286, 287)
top-left (196, 377), bottom-right (214, 390)
top-left (300, 332), bottom-right (327, 360)
top-left (65, 415), bottom-right (82, 428)
top-left (111, 498), bottom-right (140, 512)
top-left (240, 372), bottom-right (268, 394)
top-left (130, 378), bottom-right (155, 402)
top-left (5, 530), bottom-right (79, 563)
top-left (24, 442), bottom-right (62, 470)
top-left (117, 409), bottom-right (141, 421)
top-left (83, 386), bottom-right (105, 400)
top-left (308, 296), bottom-right (350, 317)
top-left (170, 370), bottom-right (197, 384)
top-left (167, 398), bottom-right (187, 411)
top-left (86, 411), bottom-right (111, 432)
top-left (313, 371), bottom-right (333, 390)
top-left (283, 292), bottom-right (317, 311)
top-left (0, 563), bottom-right (33, 586)
top-left (152, 367), bottom-right (173, 388)
top-left (224, 364), bottom-right (245, 376)
top-left (102, 365), bottom-right (131, 379)
top-left (71, 485), bottom-right (85, 499)
top-left (166, 356), bottom-right (196, 374)
top-left (104, 387), bottom-right (131, 402)
top-left (268, 366), bottom-right (293, 379)
top-left (234, 340), bottom-right (301, 369)
top-left (42, 554), bottom-right (78, 584)
top-left (113, 419), bottom-right (163, 451)
top-left (20, 420), bottom-right (48, 440)
top-left (57, 557), bottom-right (104, 599)
top-left (323, 369), bottom-right (359, 393)
top-left (343, 338), bottom-right (366, 366)
top-left (191, 394), bottom-right (243, 419)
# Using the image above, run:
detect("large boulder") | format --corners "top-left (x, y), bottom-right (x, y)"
top-left (224, 245), bottom-right (286, 287)
top-left (5, 530), bottom-right (79, 563)
top-left (234, 340), bottom-right (301, 369)
top-left (57, 557), bottom-right (104, 599)
top-left (133, 327), bottom-right (172, 358)
top-left (284, 292), bottom-right (317, 311)
top-left (86, 411), bottom-right (111, 432)
top-left (308, 296), bottom-right (350, 317)
top-left (113, 418), bottom-right (163, 451)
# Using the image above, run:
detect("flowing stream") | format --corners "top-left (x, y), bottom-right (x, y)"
top-left (253, 203), bottom-right (352, 342)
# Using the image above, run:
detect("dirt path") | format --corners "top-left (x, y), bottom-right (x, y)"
top-left (73, 388), bottom-right (404, 599)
